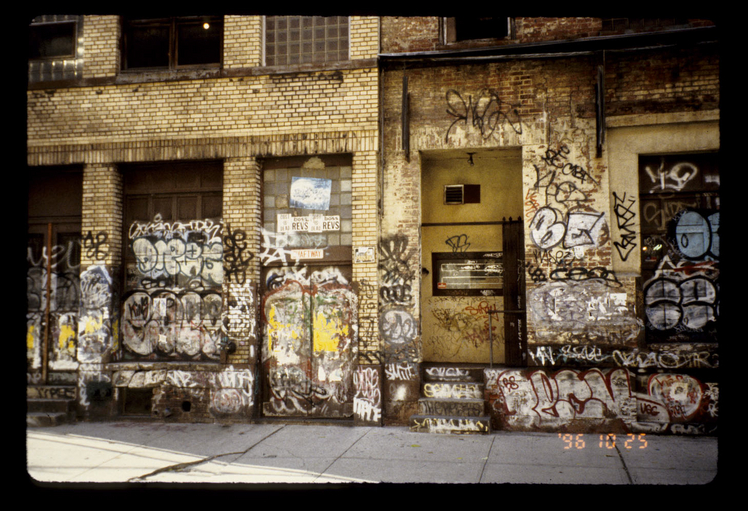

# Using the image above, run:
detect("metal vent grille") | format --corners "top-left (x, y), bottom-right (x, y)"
top-left (444, 184), bottom-right (464, 205)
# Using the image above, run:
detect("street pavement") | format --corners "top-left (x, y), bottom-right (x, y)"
top-left (25, 421), bottom-right (719, 487)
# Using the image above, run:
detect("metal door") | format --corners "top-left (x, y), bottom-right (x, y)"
top-left (261, 266), bottom-right (357, 418)
top-left (27, 168), bottom-right (83, 385)
top-left (27, 224), bottom-right (82, 384)
top-left (500, 219), bottom-right (527, 366)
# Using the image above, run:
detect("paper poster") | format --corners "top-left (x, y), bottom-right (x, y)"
top-left (289, 177), bottom-right (332, 210)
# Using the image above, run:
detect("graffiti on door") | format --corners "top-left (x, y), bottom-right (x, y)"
top-left (122, 215), bottom-right (224, 360)
top-left (262, 267), bottom-right (358, 417)
top-left (27, 235), bottom-right (81, 382)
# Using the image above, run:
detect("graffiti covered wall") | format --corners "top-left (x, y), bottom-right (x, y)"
top-left (485, 367), bottom-right (717, 434)
top-left (379, 28), bottom-right (719, 432)
top-left (27, 237), bottom-right (81, 383)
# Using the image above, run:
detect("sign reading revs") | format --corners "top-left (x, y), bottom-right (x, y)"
top-left (278, 214), bottom-right (340, 233)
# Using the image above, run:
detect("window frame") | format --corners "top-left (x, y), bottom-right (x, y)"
top-left (28, 16), bottom-right (84, 85)
top-left (431, 251), bottom-right (503, 297)
top-left (121, 16), bottom-right (224, 71)
top-left (121, 160), bottom-right (224, 292)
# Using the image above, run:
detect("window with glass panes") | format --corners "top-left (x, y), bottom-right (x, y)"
top-left (262, 155), bottom-right (353, 265)
top-left (123, 16), bottom-right (223, 70)
top-left (265, 16), bottom-right (348, 66)
top-left (28, 16), bottom-right (83, 84)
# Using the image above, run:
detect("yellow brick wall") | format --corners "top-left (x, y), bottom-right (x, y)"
top-left (28, 15), bottom-right (382, 410)
top-left (80, 163), bottom-right (123, 268)
top-left (82, 16), bottom-right (120, 79)
top-left (27, 68), bottom-right (378, 147)
top-left (352, 150), bottom-right (380, 363)
top-left (350, 17), bottom-right (380, 60)
top-left (223, 16), bottom-right (263, 69)
top-left (222, 157), bottom-right (263, 364)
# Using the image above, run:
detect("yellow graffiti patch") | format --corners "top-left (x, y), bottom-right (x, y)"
top-left (83, 315), bottom-right (104, 334)
top-left (267, 306), bottom-right (300, 351)
top-left (27, 325), bottom-right (36, 350)
top-left (313, 311), bottom-right (348, 352)
top-left (59, 324), bottom-right (76, 350)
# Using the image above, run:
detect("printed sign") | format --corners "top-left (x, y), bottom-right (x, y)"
top-left (278, 214), bottom-right (340, 233)
top-left (291, 249), bottom-right (324, 260)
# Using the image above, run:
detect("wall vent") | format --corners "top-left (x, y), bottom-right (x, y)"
top-left (444, 184), bottom-right (480, 205)
top-left (444, 184), bottom-right (464, 204)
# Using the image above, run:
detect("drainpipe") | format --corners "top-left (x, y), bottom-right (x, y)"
top-left (42, 222), bottom-right (52, 385)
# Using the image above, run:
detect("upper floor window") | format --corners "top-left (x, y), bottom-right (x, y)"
top-left (443, 17), bottom-right (512, 43)
top-left (29, 18), bottom-right (77, 59)
top-left (123, 16), bottom-right (223, 70)
top-left (28, 15), bottom-right (83, 84)
top-left (265, 16), bottom-right (348, 66)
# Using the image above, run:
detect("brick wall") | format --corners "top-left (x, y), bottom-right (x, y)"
top-left (29, 16), bottom-right (720, 431)
top-left (27, 14), bottom-right (382, 423)
top-left (222, 157), bottom-right (262, 366)
top-left (350, 17), bottom-right (380, 60)
top-left (352, 150), bottom-right (380, 364)
top-left (27, 15), bottom-right (379, 157)
top-left (82, 16), bottom-right (120, 79)
top-left (381, 17), bottom-right (440, 53)
top-left (80, 163), bottom-right (123, 268)
top-left (514, 17), bottom-right (602, 42)
top-left (377, 20), bottom-right (719, 428)
top-left (605, 46), bottom-right (720, 116)
top-left (27, 69), bottom-right (378, 153)
top-left (223, 16), bottom-right (263, 69)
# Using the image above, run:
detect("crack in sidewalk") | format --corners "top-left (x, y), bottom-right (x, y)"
top-left (607, 433), bottom-right (634, 484)
top-left (128, 425), bottom-right (286, 483)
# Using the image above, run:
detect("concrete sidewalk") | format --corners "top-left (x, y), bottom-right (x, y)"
top-left (26, 421), bottom-right (718, 486)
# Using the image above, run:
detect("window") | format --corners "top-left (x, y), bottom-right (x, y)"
top-left (262, 155), bottom-right (353, 265)
top-left (29, 18), bottom-right (77, 59)
top-left (265, 16), bottom-right (348, 66)
top-left (444, 17), bottom-right (511, 44)
top-left (639, 153), bottom-right (719, 343)
top-left (28, 16), bottom-right (83, 84)
top-left (432, 252), bottom-right (503, 296)
top-left (123, 16), bottom-right (223, 70)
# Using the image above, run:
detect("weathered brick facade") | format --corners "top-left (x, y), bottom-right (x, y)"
top-left (27, 16), bottom-right (719, 435)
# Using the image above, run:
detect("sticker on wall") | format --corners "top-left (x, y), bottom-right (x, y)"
top-left (354, 246), bottom-right (375, 263)
top-left (290, 177), bottom-right (332, 210)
